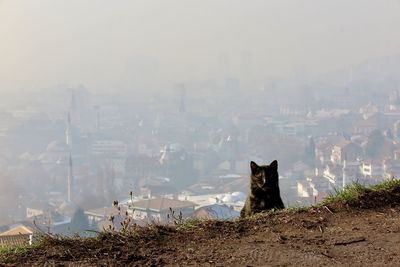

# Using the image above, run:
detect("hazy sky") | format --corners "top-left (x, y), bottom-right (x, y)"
top-left (1, 0), bottom-right (400, 92)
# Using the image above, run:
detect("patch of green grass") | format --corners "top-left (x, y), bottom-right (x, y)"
top-left (370, 178), bottom-right (400, 191)
top-left (322, 182), bottom-right (367, 205)
top-left (280, 206), bottom-right (308, 213)
top-left (176, 218), bottom-right (204, 230)
top-left (0, 245), bottom-right (32, 264)
top-left (321, 178), bottom-right (400, 206)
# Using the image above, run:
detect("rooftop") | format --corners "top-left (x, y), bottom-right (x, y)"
top-left (0, 234), bottom-right (31, 247)
top-left (0, 225), bottom-right (34, 236)
top-left (131, 198), bottom-right (196, 212)
top-left (85, 206), bottom-right (127, 218)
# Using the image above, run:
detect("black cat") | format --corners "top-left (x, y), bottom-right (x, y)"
top-left (240, 160), bottom-right (284, 217)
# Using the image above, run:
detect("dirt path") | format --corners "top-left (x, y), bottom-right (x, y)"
top-left (5, 205), bottom-right (400, 266)
top-left (146, 207), bottom-right (400, 267)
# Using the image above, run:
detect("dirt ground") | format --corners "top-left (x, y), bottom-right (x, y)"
top-left (2, 203), bottom-right (400, 267)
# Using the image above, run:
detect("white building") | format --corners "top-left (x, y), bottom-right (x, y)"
top-left (361, 161), bottom-right (384, 178)
top-left (90, 140), bottom-right (128, 158)
top-left (130, 198), bottom-right (196, 224)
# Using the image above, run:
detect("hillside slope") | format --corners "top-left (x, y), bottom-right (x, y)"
top-left (2, 182), bottom-right (400, 266)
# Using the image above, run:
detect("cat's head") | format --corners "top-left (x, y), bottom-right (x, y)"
top-left (250, 160), bottom-right (279, 191)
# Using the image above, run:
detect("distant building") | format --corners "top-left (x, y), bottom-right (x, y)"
top-left (315, 135), bottom-right (347, 165)
top-left (0, 224), bottom-right (35, 247)
top-left (179, 192), bottom-right (246, 212)
top-left (90, 140), bottom-right (128, 177)
top-left (361, 160), bottom-right (385, 180)
top-left (323, 164), bottom-right (343, 187)
top-left (297, 176), bottom-right (329, 203)
top-left (353, 113), bottom-right (389, 135)
top-left (84, 206), bottom-right (131, 230)
top-left (359, 103), bottom-right (379, 119)
top-left (342, 160), bottom-right (361, 187)
top-left (190, 204), bottom-right (239, 220)
top-left (382, 159), bottom-right (400, 179)
top-left (0, 225), bottom-right (34, 236)
top-left (39, 140), bottom-right (70, 169)
top-left (331, 140), bottom-right (363, 164)
top-left (20, 209), bottom-right (71, 235)
top-left (26, 201), bottom-right (55, 218)
top-left (130, 198), bottom-right (196, 224)
top-left (90, 140), bottom-right (128, 158)
top-left (387, 90), bottom-right (400, 112)
top-left (279, 122), bottom-right (305, 136)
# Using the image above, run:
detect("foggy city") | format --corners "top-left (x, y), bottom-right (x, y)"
top-left (1, 1), bottom-right (400, 265)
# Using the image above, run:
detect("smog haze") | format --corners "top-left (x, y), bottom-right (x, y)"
top-left (1, 0), bottom-right (400, 93)
top-left (1, 0), bottom-right (400, 236)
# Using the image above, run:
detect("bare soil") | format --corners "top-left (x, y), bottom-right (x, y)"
top-left (3, 188), bottom-right (400, 266)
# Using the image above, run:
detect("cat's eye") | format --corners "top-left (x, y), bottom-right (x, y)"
top-left (256, 175), bottom-right (264, 182)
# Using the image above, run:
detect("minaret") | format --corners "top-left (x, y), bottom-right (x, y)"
top-left (67, 153), bottom-right (73, 202)
top-left (342, 160), bottom-right (347, 189)
top-left (66, 112), bottom-right (72, 147)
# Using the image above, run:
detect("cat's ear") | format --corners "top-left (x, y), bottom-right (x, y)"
top-left (250, 161), bottom-right (259, 173)
top-left (270, 160), bottom-right (278, 171)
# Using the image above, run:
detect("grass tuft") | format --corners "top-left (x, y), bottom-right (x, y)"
top-left (175, 218), bottom-right (204, 230)
top-left (370, 178), bottom-right (400, 191)
top-left (0, 245), bottom-right (32, 264)
top-left (321, 178), bottom-right (400, 207)
top-left (322, 182), bottom-right (367, 205)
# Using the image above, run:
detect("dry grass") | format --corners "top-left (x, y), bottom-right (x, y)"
top-left (2, 179), bottom-right (400, 265)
